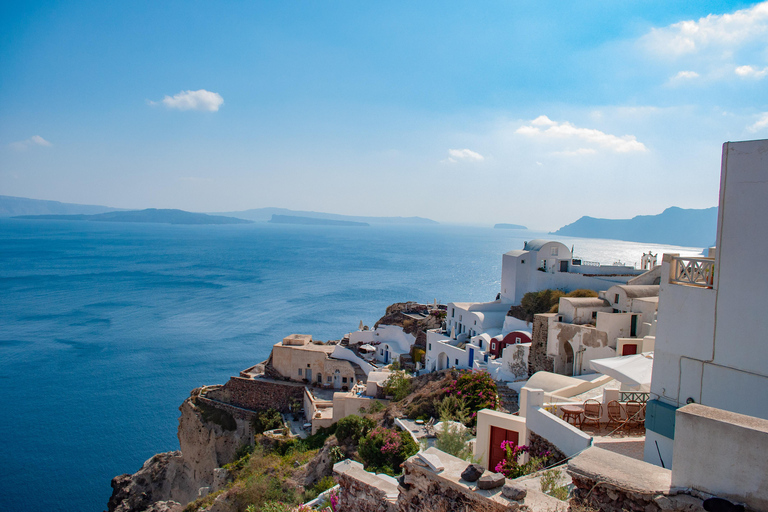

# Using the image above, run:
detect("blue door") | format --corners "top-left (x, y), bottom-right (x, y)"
top-left (468, 347), bottom-right (474, 367)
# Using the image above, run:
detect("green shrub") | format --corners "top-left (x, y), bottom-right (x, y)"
top-left (411, 347), bottom-right (426, 364)
top-left (235, 443), bottom-right (255, 461)
top-left (329, 445), bottom-right (345, 464)
top-left (358, 426), bottom-right (418, 475)
top-left (566, 289), bottom-right (599, 298)
top-left (252, 408), bottom-right (283, 434)
top-left (433, 421), bottom-right (473, 460)
top-left (196, 400), bottom-right (237, 431)
top-left (434, 395), bottom-right (470, 424)
top-left (540, 468), bottom-right (569, 500)
top-left (383, 370), bottom-right (411, 401)
top-left (520, 289), bottom-right (565, 320)
top-left (335, 415), bottom-right (375, 443)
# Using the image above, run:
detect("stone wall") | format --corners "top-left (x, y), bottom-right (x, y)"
top-left (528, 315), bottom-right (553, 376)
top-left (206, 377), bottom-right (305, 413)
top-left (527, 431), bottom-right (566, 465)
top-left (333, 460), bottom-right (398, 512)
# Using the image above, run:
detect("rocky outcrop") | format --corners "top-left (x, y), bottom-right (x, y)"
top-left (108, 396), bottom-right (252, 512)
top-left (374, 302), bottom-right (445, 347)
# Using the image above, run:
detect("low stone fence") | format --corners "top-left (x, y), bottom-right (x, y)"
top-left (567, 447), bottom-right (704, 512)
top-left (206, 376), bottom-right (305, 413)
top-left (333, 460), bottom-right (398, 512)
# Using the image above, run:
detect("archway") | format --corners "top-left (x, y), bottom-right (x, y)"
top-left (437, 352), bottom-right (449, 371)
top-left (564, 342), bottom-right (575, 376)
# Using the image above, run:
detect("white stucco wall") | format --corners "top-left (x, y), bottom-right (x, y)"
top-left (524, 388), bottom-right (592, 456)
top-left (671, 404), bottom-right (768, 511)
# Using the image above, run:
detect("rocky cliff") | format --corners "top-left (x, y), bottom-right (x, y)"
top-left (108, 392), bottom-right (252, 512)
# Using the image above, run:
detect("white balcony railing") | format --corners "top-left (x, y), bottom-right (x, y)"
top-left (670, 257), bottom-right (714, 288)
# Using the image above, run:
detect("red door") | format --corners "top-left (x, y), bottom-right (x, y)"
top-left (489, 426), bottom-right (519, 472)
top-left (622, 344), bottom-right (638, 356)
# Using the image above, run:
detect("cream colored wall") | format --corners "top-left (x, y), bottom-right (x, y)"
top-left (331, 393), bottom-right (387, 423)
top-left (272, 343), bottom-right (355, 388)
top-left (474, 409), bottom-right (528, 469)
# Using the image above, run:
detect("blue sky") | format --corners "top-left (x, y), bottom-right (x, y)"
top-left (1, 1), bottom-right (767, 229)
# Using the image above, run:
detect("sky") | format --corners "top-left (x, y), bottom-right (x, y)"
top-left (1, 1), bottom-right (767, 230)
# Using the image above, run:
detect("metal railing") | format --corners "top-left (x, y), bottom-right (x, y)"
top-left (670, 257), bottom-right (714, 288)
top-left (619, 391), bottom-right (649, 403)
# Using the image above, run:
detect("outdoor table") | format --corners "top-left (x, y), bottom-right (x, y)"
top-left (560, 404), bottom-right (584, 428)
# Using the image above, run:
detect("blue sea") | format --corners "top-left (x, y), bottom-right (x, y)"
top-left (0, 219), bottom-right (703, 512)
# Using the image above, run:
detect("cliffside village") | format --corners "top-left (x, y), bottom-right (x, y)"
top-left (180, 140), bottom-right (768, 512)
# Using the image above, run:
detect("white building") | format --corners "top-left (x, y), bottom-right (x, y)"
top-left (537, 284), bottom-right (658, 377)
top-left (645, 139), bottom-right (768, 468)
top-left (500, 240), bottom-right (646, 305)
top-left (348, 324), bottom-right (416, 366)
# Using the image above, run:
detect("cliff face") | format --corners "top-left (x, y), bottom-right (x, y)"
top-left (108, 396), bottom-right (252, 512)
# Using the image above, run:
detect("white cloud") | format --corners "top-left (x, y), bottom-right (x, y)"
top-left (672, 70), bottom-right (700, 80)
top-left (515, 116), bottom-right (647, 153)
top-left (748, 112), bottom-right (768, 132)
top-left (443, 148), bottom-right (484, 163)
top-left (9, 135), bottom-right (52, 151)
top-left (150, 89), bottom-right (224, 112)
top-left (555, 148), bottom-right (598, 156)
top-left (643, 2), bottom-right (768, 57)
top-left (735, 64), bottom-right (768, 78)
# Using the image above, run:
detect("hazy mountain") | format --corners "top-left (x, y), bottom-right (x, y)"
top-left (494, 223), bottom-right (527, 230)
top-left (14, 209), bottom-right (252, 225)
top-left (213, 207), bottom-right (438, 225)
top-left (0, 195), bottom-right (121, 216)
top-left (552, 206), bottom-right (717, 247)
top-left (268, 214), bottom-right (369, 226)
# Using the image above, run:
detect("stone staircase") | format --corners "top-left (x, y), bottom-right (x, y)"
top-left (497, 385), bottom-right (520, 414)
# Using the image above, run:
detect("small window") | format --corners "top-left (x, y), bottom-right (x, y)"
top-left (551, 247), bottom-right (558, 256)
top-left (474, 320), bottom-right (477, 325)
top-left (592, 311), bottom-right (597, 319)
top-left (521, 259), bottom-right (525, 264)
top-left (451, 309), bottom-right (454, 318)
top-left (515, 337), bottom-right (521, 343)
top-left (459, 315), bottom-right (462, 321)
top-left (327, 376), bottom-right (332, 382)
top-left (614, 294), bottom-right (619, 304)
top-left (429, 343), bottom-right (432, 350)
top-left (298, 368), bottom-right (302, 376)
top-left (492, 342), bottom-right (496, 350)
top-left (455, 359), bottom-right (459, 365)
top-left (342, 377), bottom-right (347, 383)
top-left (307, 364), bottom-right (311, 368)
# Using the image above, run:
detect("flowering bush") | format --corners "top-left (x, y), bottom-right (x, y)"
top-left (493, 440), bottom-right (552, 479)
top-left (358, 426), bottom-right (418, 475)
top-left (442, 370), bottom-right (499, 424)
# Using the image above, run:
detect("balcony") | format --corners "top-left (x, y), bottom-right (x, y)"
top-left (669, 256), bottom-right (714, 288)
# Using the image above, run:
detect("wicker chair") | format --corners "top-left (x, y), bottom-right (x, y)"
top-left (582, 399), bottom-right (602, 430)
top-left (606, 400), bottom-right (626, 431)
top-left (625, 401), bottom-right (644, 432)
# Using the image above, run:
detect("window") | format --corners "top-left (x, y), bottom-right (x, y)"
top-left (592, 311), bottom-right (597, 319)
top-left (429, 343), bottom-right (432, 350)
top-left (521, 259), bottom-right (525, 264)
top-left (342, 377), bottom-right (347, 383)
top-left (515, 337), bottom-right (521, 343)
top-left (551, 247), bottom-right (558, 256)
top-left (327, 376), bottom-right (332, 382)
top-left (474, 320), bottom-right (477, 326)
top-left (455, 359), bottom-right (459, 365)
top-left (459, 315), bottom-right (462, 321)
top-left (492, 342), bottom-right (496, 350)
top-left (298, 369), bottom-right (302, 376)
top-left (614, 294), bottom-right (619, 304)
top-left (307, 364), bottom-right (311, 368)
top-left (451, 309), bottom-right (454, 318)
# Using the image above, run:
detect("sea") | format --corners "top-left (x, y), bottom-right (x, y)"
top-left (0, 218), bottom-right (704, 512)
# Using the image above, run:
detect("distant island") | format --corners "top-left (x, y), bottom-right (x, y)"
top-left (0, 195), bottom-right (120, 216)
top-left (212, 207), bottom-right (438, 225)
top-left (14, 209), bottom-right (252, 225)
top-left (268, 214), bottom-right (368, 227)
top-left (494, 223), bottom-right (527, 230)
top-left (551, 206), bottom-right (717, 247)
